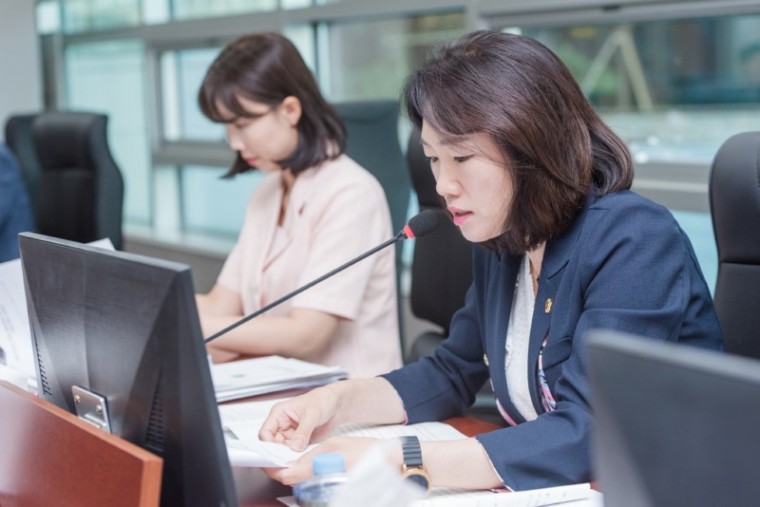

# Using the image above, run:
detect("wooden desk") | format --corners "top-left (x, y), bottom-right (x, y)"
top-left (0, 381), bottom-right (163, 507)
top-left (232, 416), bottom-right (503, 507)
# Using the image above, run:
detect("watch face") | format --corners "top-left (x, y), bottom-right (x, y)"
top-left (405, 472), bottom-right (430, 490)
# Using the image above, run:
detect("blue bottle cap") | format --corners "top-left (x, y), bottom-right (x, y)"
top-left (312, 452), bottom-right (345, 476)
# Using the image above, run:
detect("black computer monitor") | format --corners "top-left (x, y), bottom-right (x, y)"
top-left (19, 232), bottom-right (237, 507)
top-left (587, 329), bottom-right (760, 507)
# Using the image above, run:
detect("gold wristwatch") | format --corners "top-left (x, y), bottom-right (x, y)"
top-left (400, 435), bottom-right (431, 491)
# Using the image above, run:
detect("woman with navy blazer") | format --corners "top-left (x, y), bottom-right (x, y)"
top-left (259, 31), bottom-right (723, 491)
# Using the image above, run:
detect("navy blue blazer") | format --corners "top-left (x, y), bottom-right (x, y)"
top-left (0, 144), bottom-right (35, 262)
top-left (383, 190), bottom-right (723, 490)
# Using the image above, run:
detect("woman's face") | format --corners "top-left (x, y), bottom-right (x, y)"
top-left (421, 120), bottom-right (513, 242)
top-left (220, 95), bottom-right (301, 173)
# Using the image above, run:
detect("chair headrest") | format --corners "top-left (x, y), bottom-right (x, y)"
top-left (333, 100), bottom-right (398, 123)
top-left (32, 112), bottom-right (108, 171)
top-left (710, 131), bottom-right (760, 263)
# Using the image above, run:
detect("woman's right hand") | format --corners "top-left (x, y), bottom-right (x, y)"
top-left (259, 377), bottom-right (407, 451)
top-left (258, 383), bottom-right (345, 451)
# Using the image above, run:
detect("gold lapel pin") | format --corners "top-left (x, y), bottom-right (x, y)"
top-left (544, 298), bottom-right (553, 314)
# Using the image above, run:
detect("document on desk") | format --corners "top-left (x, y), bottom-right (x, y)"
top-left (0, 257), bottom-right (35, 383)
top-left (218, 398), bottom-right (467, 468)
top-left (411, 483), bottom-right (593, 507)
top-left (0, 238), bottom-right (114, 390)
top-left (277, 484), bottom-right (604, 507)
top-left (211, 355), bottom-right (347, 402)
top-left (220, 397), bottom-right (305, 467)
top-left (277, 483), bottom-right (598, 507)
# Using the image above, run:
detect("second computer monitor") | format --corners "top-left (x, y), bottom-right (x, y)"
top-left (587, 329), bottom-right (760, 507)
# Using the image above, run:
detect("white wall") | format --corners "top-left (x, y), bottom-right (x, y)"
top-left (0, 0), bottom-right (42, 141)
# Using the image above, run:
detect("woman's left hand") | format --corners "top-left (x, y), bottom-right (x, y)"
top-left (263, 436), bottom-right (390, 485)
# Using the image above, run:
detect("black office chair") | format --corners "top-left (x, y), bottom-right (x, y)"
top-left (334, 101), bottom-right (413, 350)
top-left (709, 131), bottom-right (760, 359)
top-left (4, 111), bottom-right (125, 250)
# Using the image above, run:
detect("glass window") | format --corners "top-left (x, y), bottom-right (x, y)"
top-left (37, 0), bottom-right (62, 34)
top-left (322, 12), bottom-right (465, 101)
top-left (180, 166), bottom-right (264, 236)
top-left (284, 24), bottom-right (317, 72)
top-left (41, 1), bottom-right (756, 290)
top-left (62, 0), bottom-right (140, 33)
top-left (66, 39), bottom-right (151, 226)
top-left (143, 0), bottom-right (170, 25)
top-left (672, 210), bottom-right (717, 293)
top-left (170, 0), bottom-right (276, 21)
top-left (161, 48), bottom-right (224, 142)
top-left (283, 0), bottom-right (312, 7)
top-left (490, 13), bottom-right (759, 291)
top-left (495, 14), bottom-right (760, 167)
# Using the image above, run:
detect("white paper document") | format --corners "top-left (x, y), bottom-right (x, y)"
top-left (277, 484), bottom-right (597, 507)
top-left (211, 355), bottom-right (347, 402)
top-left (411, 483), bottom-right (593, 507)
top-left (0, 257), bottom-right (35, 383)
top-left (0, 238), bottom-right (114, 390)
top-left (218, 398), bottom-right (467, 468)
top-left (220, 398), bottom-right (306, 467)
top-left (225, 426), bottom-right (310, 467)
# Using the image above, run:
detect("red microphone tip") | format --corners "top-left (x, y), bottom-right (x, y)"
top-left (402, 210), bottom-right (441, 239)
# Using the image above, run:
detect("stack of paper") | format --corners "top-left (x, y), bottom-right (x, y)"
top-left (211, 355), bottom-right (347, 402)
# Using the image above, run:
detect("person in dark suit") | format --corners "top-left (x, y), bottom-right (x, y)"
top-left (258, 31), bottom-right (723, 491)
top-left (0, 143), bottom-right (35, 262)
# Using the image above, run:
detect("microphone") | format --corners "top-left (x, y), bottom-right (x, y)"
top-left (204, 210), bottom-right (442, 344)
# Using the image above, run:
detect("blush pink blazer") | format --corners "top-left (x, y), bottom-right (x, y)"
top-left (218, 155), bottom-right (402, 377)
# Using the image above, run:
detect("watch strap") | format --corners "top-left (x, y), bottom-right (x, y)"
top-left (401, 435), bottom-right (424, 468)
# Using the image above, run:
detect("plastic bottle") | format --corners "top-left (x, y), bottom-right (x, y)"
top-left (293, 452), bottom-right (349, 507)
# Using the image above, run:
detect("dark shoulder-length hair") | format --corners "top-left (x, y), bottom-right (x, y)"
top-left (404, 30), bottom-right (633, 254)
top-left (198, 32), bottom-right (346, 177)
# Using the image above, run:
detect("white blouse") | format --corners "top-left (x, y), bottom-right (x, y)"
top-left (505, 254), bottom-right (539, 421)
